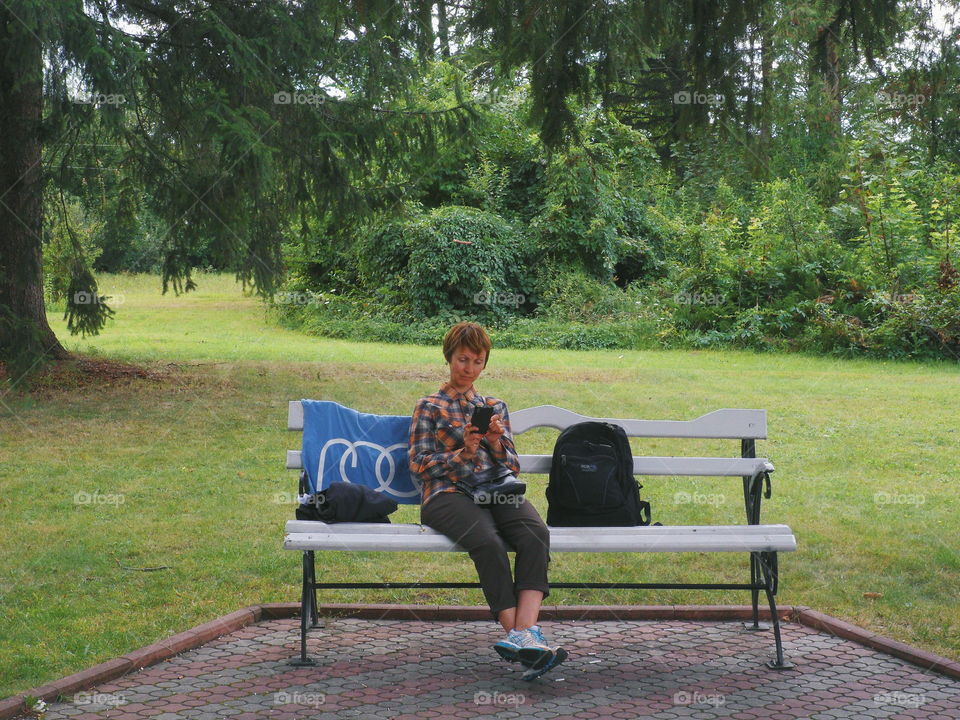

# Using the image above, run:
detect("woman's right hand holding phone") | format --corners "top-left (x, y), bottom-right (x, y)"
top-left (461, 422), bottom-right (482, 460)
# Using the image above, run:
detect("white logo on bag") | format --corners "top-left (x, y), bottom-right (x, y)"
top-left (316, 439), bottom-right (420, 499)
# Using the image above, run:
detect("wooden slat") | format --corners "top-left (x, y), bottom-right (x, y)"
top-left (511, 405), bottom-right (767, 439)
top-left (284, 525), bottom-right (796, 553)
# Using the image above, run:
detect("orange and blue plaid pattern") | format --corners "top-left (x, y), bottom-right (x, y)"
top-left (408, 383), bottom-right (520, 506)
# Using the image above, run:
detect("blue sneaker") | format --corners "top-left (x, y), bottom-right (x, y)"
top-left (516, 625), bottom-right (554, 667)
top-left (493, 629), bottom-right (526, 663)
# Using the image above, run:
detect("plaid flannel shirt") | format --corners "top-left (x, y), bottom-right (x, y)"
top-left (408, 383), bottom-right (521, 506)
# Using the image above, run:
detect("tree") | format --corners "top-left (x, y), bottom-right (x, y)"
top-left (3, 0), bottom-right (673, 376)
top-left (0, 0), bottom-right (474, 375)
top-left (806, 0), bottom-right (900, 144)
top-left (17, 0), bottom-right (929, 375)
top-left (1, 3), bottom-right (69, 368)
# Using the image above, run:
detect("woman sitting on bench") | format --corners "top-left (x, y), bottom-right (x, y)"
top-left (408, 321), bottom-right (567, 679)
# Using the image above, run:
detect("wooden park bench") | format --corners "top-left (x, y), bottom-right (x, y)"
top-left (283, 401), bottom-right (797, 670)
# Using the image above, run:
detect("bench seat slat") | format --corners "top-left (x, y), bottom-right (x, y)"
top-left (286, 450), bottom-right (774, 477)
top-left (519, 455), bottom-right (774, 476)
top-left (284, 520), bottom-right (793, 536)
top-left (284, 527), bottom-right (796, 553)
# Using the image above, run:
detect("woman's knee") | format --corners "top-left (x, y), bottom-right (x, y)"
top-left (422, 493), bottom-right (486, 536)
top-left (469, 532), bottom-right (510, 560)
top-left (513, 519), bottom-right (550, 557)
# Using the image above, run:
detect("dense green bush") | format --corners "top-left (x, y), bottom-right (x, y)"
top-left (534, 266), bottom-right (641, 324)
top-left (453, 96), bottom-right (547, 225)
top-left (405, 205), bottom-right (533, 320)
top-left (353, 217), bottom-right (414, 307)
top-left (530, 112), bottom-right (660, 282)
top-left (272, 89), bottom-right (960, 360)
top-left (532, 143), bottom-right (621, 279)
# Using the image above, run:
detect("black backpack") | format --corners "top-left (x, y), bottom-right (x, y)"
top-left (546, 421), bottom-right (652, 526)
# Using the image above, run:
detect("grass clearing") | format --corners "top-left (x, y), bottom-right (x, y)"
top-left (1, 272), bottom-right (958, 698)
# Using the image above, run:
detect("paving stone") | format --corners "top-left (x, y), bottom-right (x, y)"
top-left (12, 616), bottom-right (960, 720)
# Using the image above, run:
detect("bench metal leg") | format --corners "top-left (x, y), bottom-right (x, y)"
top-left (758, 551), bottom-right (794, 670)
top-left (741, 440), bottom-right (771, 634)
top-left (308, 550), bottom-right (321, 628)
top-left (743, 552), bottom-right (770, 631)
top-left (289, 551), bottom-right (317, 666)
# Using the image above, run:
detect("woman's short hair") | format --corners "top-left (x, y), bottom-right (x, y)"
top-left (442, 322), bottom-right (491, 365)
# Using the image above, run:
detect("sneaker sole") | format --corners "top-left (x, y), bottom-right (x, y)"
top-left (493, 645), bottom-right (521, 663)
top-left (517, 647), bottom-right (553, 669)
top-left (522, 648), bottom-right (568, 681)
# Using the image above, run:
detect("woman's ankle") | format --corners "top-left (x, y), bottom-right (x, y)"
top-left (497, 608), bottom-right (517, 633)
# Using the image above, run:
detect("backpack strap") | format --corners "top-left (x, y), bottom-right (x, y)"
top-left (638, 499), bottom-right (652, 526)
top-left (299, 468), bottom-right (310, 495)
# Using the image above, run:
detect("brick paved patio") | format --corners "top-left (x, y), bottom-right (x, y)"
top-left (8, 608), bottom-right (959, 719)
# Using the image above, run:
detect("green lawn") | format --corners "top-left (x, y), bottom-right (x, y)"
top-left (1, 272), bottom-right (958, 699)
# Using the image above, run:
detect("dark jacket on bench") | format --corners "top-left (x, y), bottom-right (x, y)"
top-left (296, 481), bottom-right (398, 523)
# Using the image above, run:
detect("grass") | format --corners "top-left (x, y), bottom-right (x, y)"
top-left (1, 271), bottom-right (958, 699)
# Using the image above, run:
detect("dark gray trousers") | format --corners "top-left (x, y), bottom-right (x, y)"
top-left (420, 490), bottom-right (551, 620)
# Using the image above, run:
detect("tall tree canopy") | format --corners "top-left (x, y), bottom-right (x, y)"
top-left (2, 0), bottom-right (479, 372)
top-left (0, 0), bottom-right (954, 373)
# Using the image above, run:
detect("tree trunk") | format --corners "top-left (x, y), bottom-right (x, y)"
top-left (0, 8), bottom-right (69, 368)
top-left (437, 1), bottom-right (451, 59)
top-left (745, 27), bottom-right (756, 143)
top-left (813, 16), bottom-right (843, 139)
top-left (757, 10), bottom-right (773, 179)
top-left (823, 21), bottom-right (842, 132)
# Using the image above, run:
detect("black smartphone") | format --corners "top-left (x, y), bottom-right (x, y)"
top-left (471, 406), bottom-right (494, 434)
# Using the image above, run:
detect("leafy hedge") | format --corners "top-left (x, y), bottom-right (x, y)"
top-left (404, 206), bottom-right (534, 320)
top-left (275, 110), bottom-right (960, 361)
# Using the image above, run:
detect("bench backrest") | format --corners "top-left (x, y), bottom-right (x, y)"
top-left (286, 402), bottom-right (772, 494)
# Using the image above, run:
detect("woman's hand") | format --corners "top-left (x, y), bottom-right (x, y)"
top-left (461, 422), bottom-right (483, 460)
top-left (484, 414), bottom-right (505, 452)
top-left (486, 415), bottom-right (505, 440)
top-left (463, 414), bottom-right (504, 459)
